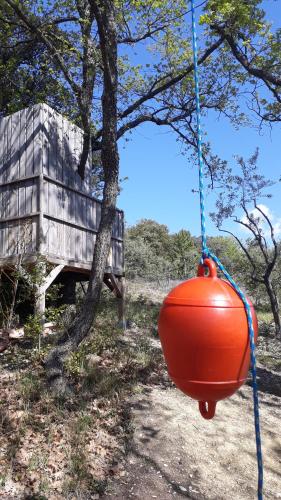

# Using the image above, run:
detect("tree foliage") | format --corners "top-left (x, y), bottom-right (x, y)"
top-left (170, 229), bottom-right (198, 278)
top-left (1, 0), bottom-right (281, 157)
top-left (127, 219), bottom-right (172, 258)
top-left (125, 220), bottom-right (200, 280)
top-left (0, 0), bottom-right (77, 118)
top-left (125, 234), bottom-right (173, 281)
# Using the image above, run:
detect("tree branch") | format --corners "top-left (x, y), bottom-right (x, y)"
top-left (119, 36), bottom-right (225, 121)
top-left (218, 227), bottom-right (264, 283)
top-left (118, 0), bottom-right (209, 44)
top-left (212, 24), bottom-right (281, 87)
top-left (254, 202), bottom-right (280, 278)
top-left (4, 0), bottom-right (80, 98)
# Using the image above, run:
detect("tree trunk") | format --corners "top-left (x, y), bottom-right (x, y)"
top-left (264, 278), bottom-right (281, 337)
top-left (45, 0), bottom-right (119, 394)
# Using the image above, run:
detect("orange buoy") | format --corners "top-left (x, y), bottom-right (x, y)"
top-left (158, 258), bottom-right (258, 419)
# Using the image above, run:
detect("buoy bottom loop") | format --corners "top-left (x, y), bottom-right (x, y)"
top-left (199, 401), bottom-right (216, 419)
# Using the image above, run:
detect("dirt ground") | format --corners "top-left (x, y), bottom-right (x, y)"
top-left (105, 361), bottom-right (281, 500)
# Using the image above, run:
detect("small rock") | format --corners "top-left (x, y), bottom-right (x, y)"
top-left (44, 321), bottom-right (54, 328)
top-left (8, 327), bottom-right (25, 339)
top-left (179, 486), bottom-right (187, 493)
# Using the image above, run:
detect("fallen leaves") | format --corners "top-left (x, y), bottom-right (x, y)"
top-left (0, 367), bottom-right (128, 499)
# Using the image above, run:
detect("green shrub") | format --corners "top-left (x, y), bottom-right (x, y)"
top-left (24, 314), bottom-right (42, 339)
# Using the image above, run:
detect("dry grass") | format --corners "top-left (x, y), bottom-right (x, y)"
top-left (0, 286), bottom-right (166, 499)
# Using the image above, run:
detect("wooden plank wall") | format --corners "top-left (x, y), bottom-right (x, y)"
top-left (0, 104), bottom-right (124, 274)
top-left (40, 103), bottom-right (123, 273)
top-left (0, 106), bottom-right (40, 258)
top-left (41, 104), bottom-right (91, 193)
top-left (42, 179), bottom-right (124, 273)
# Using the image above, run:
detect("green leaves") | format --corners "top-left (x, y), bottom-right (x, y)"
top-left (125, 220), bottom-right (200, 280)
top-left (201, 0), bottom-right (265, 31)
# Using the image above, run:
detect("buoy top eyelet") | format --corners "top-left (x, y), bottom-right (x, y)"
top-left (197, 258), bottom-right (217, 278)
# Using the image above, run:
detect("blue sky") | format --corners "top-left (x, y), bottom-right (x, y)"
top-left (117, 1), bottom-right (281, 239)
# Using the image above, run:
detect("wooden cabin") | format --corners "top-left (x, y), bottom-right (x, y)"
top-left (0, 103), bottom-right (124, 317)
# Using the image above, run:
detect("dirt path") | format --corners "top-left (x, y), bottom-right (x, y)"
top-left (105, 368), bottom-right (281, 499)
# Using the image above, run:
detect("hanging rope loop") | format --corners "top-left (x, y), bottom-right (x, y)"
top-left (190, 2), bottom-right (263, 498)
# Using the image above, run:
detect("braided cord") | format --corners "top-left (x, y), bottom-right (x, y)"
top-left (190, 2), bottom-right (263, 498)
top-left (190, 0), bottom-right (208, 258)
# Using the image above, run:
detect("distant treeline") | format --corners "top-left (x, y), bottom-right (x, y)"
top-left (125, 219), bottom-right (281, 314)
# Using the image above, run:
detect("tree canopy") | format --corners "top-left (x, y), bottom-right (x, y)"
top-left (1, 0), bottom-right (281, 174)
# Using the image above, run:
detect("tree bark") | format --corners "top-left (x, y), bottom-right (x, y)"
top-left (264, 278), bottom-right (281, 337)
top-left (45, 0), bottom-right (119, 394)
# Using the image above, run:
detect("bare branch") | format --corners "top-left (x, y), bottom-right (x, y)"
top-left (217, 228), bottom-right (264, 283)
top-left (254, 202), bottom-right (280, 278)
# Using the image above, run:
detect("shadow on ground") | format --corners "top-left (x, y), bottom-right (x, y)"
top-left (247, 366), bottom-right (281, 398)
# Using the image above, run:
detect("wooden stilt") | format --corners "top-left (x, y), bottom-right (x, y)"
top-left (35, 264), bottom-right (65, 319)
top-left (103, 273), bottom-right (126, 330)
top-left (35, 288), bottom-right (46, 317)
top-left (117, 276), bottom-right (126, 330)
top-left (103, 274), bottom-right (115, 294)
top-left (104, 272), bottom-right (122, 298)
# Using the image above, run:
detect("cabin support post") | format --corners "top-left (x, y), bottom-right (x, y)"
top-left (35, 264), bottom-right (65, 319)
top-left (35, 290), bottom-right (46, 317)
top-left (103, 273), bottom-right (126, 330)
top-left (117, 276), bottom-right (126, 330)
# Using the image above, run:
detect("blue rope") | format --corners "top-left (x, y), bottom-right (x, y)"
top-left (190, 2), bottom-right (263, 499)
top-left (190, 2), bottom-right (208, 259)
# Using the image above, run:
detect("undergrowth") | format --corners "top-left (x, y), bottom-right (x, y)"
top-left (0, 284), bottom-right (165, 499)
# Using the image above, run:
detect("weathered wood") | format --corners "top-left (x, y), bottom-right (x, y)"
top-left (0, 173), bottom-right (40, 188)
top-left (0, 212), bottom-right (40, 223)
top-left (117, 276), bottom-right (126, 329)
top-left (104, 274), bottom-right (125, 327)
top-left (35, 264), bottom-right (65, 317)
top-left (35, 288), bottom-right (45, 318)
top-left (0, 103), bottom-right (124, 276)
top-left (105, 272), bottom-right (122, 298)
top-left (39, 264), bottom-right (65, 294)
top-left (103, 274), bottom-right (115, 293)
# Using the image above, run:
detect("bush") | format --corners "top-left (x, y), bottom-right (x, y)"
top-left (24, 314), bottom-right (42, 339)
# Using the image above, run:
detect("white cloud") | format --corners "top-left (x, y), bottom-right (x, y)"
top-left (254, 204), bottom-right (271, 218)
top-left (241, 204), bottom-right (281, 238)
